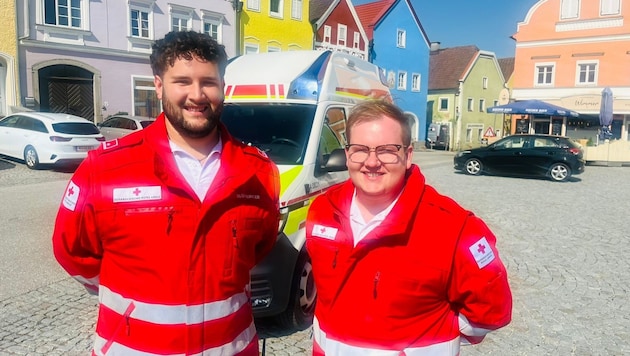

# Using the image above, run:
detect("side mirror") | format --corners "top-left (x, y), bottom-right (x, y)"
top-left (321, 148), bottom-right (347, 173)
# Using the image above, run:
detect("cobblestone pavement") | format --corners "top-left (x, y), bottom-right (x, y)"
top-left (1, 151), bottom-right (629, 355)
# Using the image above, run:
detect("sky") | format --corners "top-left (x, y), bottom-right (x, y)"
top-left (351, 0), bottom-right (541, 59)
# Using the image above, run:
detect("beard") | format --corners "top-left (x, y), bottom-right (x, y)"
top-left (162, 92), bottom-right (223, 139)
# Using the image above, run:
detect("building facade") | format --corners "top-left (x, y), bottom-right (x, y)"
top-left (0, 0), bottom-right (20, 117)
top-left (512, 0), bottom-right (630, 143)
top-left (311, 0), bottom-right (369, 60)
top-left (241, 0), bottom-right (312, 53)
top-left (355, 0), bottom-right (430, 144)
top-left (16, 0), bottom-right (235, 123)
top-left (428, 45), bottom-right (507, 150)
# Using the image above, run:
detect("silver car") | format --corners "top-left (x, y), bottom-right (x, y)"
top-left (98, 115), bottom-right (156, 141)
top-left (0, 112), bottom-right (104, 169)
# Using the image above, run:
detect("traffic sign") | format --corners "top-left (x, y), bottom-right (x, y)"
top-left (483, 127), bottom-right (496, 137)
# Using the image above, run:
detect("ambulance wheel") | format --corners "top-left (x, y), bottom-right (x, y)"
top-left (277, 250), bottom-right (316, 330)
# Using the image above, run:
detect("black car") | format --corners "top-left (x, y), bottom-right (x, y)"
top-left (453, 134), bottom-right (585, 182)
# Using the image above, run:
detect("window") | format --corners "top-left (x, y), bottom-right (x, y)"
top-left (337, 24), bottom-right (347, 46)
top-left (397, 71), bottom-right (407, 90)
top-left (170, 5), bottom-right (193, 32)
top-left (535, 63), bottom-right (555, 86)
top-left (466, 124), bottom-right (483, 143)
top-left (493, 100), bottom-right (499, 107)
top-left (248, 0), bottom-right (260, 11)
top-left (202, 10), bottom-right (223, 42)
top-left (467, 98), bottom-right (474, 111)
top-left (268, 46), bottom-right (281, 52)
top-left (479, 99), bottom-right (485, 112)
top-left (270, 0), bottom-right (283, 17)
top-left (245, 43), bottom-right (259, 54)
top-left (561, 0), bottom-right (579, 19)
top-left (43, 0), bottom-right (83, 28)
top-left (601, 0), bottom-right (620, 15)
top-left (439, 98), bottom-right (449, 111)
top-left (387, 71), bottom-right (395, 89)
top-left (129, 1), bottom-right (154, 39)
top-left (411, 73), bottom-right (420, 92)
top-left (576, 61), bottom-right (598, 85)
top-left (133, 77), bottom-right (160, 117)
top-left (482, 77), bottom-right (488, 89)
top-left (291, 0), bottom-right (302, 20)
top-left (323, 25), bottom-right (331, 43)
top-left (397, 29), bottom-right (406, 48)
top-left (353, 32), bottom-right (360, 49)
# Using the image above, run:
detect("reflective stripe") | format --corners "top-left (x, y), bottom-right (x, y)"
top-left (92, 320), bottom-right (257, 356)
top-left (73, 274), bottom-right (100, 288)
top-left (458, 314), bottom-right (492, 337)
top-left (313, 317), bottom-right (460, 356)
top-left (99, 285), bottom-right (249, 325)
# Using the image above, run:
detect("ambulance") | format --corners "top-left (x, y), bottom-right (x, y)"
top-left (221, 50), bottom-right (391, 329)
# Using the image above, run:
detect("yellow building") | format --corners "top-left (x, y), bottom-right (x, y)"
top-left (0, 0), bottom-right (19, 116)
top-left (240, 0), bottom-right (313, 54)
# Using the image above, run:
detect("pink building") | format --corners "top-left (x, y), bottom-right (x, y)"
top-left (512, 0), bottom-right (630, 155)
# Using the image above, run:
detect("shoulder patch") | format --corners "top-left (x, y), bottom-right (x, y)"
top-left (469, 237), bottom-right (495, 269)
top-left (103, 139), bottom-right (118, 150)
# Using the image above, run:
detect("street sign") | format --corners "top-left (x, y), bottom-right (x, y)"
top-left (484, 126), bottom-right (496, 137)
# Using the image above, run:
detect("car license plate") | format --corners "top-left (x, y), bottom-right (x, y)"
top-left (75, 145), bottom-right (95, 152)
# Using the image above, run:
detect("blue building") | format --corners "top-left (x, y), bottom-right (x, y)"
top-left (355, 0), bottom-right (431, 144)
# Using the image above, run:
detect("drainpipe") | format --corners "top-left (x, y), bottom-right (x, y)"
top-left (232, 0), bottom-right (243, 56)
top-left (455, 81), bottom-right (464, 150)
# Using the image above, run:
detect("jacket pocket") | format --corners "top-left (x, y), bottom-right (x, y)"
top-left (223, 214), bottom-right (264, 280)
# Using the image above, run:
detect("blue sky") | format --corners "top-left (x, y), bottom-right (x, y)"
top-left (351, 0), bottom-right (541, 59)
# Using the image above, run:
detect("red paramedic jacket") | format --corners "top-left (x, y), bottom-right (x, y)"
top-left (52, 114), bottom-right (280, 355)
top-left (305, 165), bottom-right (512, 355)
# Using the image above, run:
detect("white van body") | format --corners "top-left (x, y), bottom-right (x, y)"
top-left (221, 50), bottom-right (391, 329)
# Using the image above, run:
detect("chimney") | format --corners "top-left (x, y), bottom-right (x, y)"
top-left (430, 42), bottom-right (441, 52)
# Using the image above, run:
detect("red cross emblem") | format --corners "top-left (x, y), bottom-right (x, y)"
top-left (477, 244), bottom-right (486, 254)
top-left (133, 188), bottom-right (141, 196)
top-left (67, 187), bottom-right (74, 196)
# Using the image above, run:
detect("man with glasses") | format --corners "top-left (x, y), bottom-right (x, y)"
top-left (305, 100), bottom-right (512, 355)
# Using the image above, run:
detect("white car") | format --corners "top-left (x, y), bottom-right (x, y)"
top-left (97, 115), bottom-right (156, 141)
top-left (0, 112), bottom-right (105, 169)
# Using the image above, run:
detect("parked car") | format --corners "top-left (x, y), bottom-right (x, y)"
top-left (97, 114), bottom-right (156, 141)
top-left (453, 134), bottom-right (585, 182)
top-left (0, 112), bottom-right (105, 169)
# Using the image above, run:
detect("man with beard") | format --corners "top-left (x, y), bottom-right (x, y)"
top-left (52, 31), bottom-right (280, 355)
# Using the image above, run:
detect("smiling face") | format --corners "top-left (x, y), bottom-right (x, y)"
top-left (346, 114), bottom-right (413, 209)
top-left (154, 55), bottom-right (225, 139)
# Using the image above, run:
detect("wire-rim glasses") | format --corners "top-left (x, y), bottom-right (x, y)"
top-left (345, 144), bottom-right (407, 164)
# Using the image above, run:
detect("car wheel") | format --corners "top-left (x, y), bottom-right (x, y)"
top-left (276, 250), bottom-right (316, 330)
top-left (24, 146), bottom-right (40, 170)
top-left (549, 163), bottom-right (571, 182)
top-left (464, 158), bottom-right (483, 175)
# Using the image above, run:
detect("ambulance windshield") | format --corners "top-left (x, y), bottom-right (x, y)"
top-left (221, 103), bottom-right (315, 165)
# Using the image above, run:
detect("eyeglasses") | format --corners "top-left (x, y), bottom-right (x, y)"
top-left (345, 144), bottom-right (407, 164)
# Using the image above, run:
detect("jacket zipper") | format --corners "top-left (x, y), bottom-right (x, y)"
top-left (231, 219), bottom-right (238, 248)
top-left (101, 301), bottom-right (136, 354)
top-left (166, 210), bottom-right (174, 235)
top-left (373, 271), bottom-right (380, 299)
top-left (332, 248), bottom-right (339, 269)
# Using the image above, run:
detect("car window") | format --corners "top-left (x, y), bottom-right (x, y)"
top-left (127, 120), bottom-right (138, 130)
top-left (140, 120), bottom-right (154, 128)
top-left (494, 136), bottom-right (526, 149)
top-left (101, 118), bottom-right (119, 128)
top-left (533, 137), bottom-right (559, 148)
top-left (0, 116), bottom-right (20, 128)
top-left (53, 122), bottom-right (100, 135)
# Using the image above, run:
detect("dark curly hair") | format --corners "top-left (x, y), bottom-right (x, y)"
top-left (150, 31), bottom-right (228, 77)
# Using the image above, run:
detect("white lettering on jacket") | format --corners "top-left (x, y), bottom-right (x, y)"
top-left (469, 237), bottom-right (495, 269)
top-left (113, 186), bottom-right (162, 203)
top-left (63, 180), bottom-right (80, 211)
top-left (312, 224), bottom-right (338, 240)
